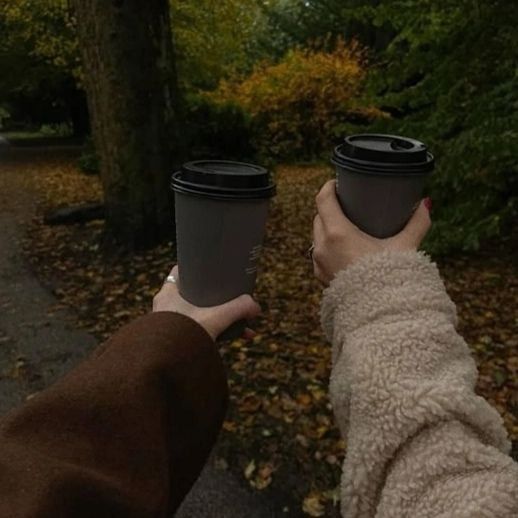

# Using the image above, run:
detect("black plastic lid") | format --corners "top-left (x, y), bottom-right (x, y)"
top-left (171, 160), bottom-right (276, 200)
top-left (332, 134), bottom-right (435, 175)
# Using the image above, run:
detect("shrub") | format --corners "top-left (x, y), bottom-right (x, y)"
top-left (210, 39), bottom-right (387, 160)
top-left (39, 123), bottom-right (72, 137)
top-left (184, 94), bottom-right (259, 162)
top-left (77, 137), bottom-right (100, 175)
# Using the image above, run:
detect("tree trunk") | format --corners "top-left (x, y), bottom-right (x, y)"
top-left (71, 0), bottom-right (181, 249)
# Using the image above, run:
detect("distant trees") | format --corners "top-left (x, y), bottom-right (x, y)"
top-left (1, 0), bottom-right (515, 252)
top-left (0, 0), bottom-right (271, 131)
top-left (171, 0), bottom-right (270, 89)
top-left (0, 0), bottom-right (87, 135)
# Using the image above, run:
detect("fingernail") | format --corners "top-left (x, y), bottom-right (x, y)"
top-left (424, 197), bottom-right (433, 211)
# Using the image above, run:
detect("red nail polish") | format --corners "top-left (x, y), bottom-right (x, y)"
top-left (424, 197), bottom-right (433, 211)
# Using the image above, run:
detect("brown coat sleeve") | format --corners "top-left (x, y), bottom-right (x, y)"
top-left (0, 312), bottom-right (228, 517)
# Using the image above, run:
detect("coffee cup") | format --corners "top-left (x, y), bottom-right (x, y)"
top-left (332, 134), bottom-right (434, 238)
top-left (171, 160), bottom-right (276, 339)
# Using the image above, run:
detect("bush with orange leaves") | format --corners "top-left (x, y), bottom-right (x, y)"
top-left (209, 39), bottom-right (388, 160)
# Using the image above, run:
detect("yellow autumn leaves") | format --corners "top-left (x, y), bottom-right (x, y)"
top-left (209, 39), bottom-right (388, 158)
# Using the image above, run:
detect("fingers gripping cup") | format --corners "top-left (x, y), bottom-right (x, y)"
top-left (171, 161), bottom-right (276, 340)
top-left (332, 134), bottom-right (435, 238)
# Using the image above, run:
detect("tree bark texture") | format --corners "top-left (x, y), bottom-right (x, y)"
top-left (71, 0), bottom-right (180, 249)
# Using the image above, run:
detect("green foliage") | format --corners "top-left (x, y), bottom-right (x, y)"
top-left (170, 0), bottom-right (271, 90)
top-left (268, 0), bottom-right (517, 253)
top-left (210, 40), bottom-right (386, 160)
top-left (0, 0), bottom-right (273, 124)
top-left (362, 0), bottom-right (518, 253)
top-left (0, 1), bottom-right (78, 95)
top-left (262, 0), bottom-right (390, 52)
top-left (77, 137), bottom-right (100, 175)
top-left (183, 94), bottom-right (258, 162)
top-left (0, 0), bottom-right (86, 131)
top-left (39, 122), bottom-right (72, 137)
top-left (0, 0), bottom-right (78, 76)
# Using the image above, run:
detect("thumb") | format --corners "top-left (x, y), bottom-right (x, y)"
top-left (209, 294), bottom-right (262, 335)
top-left (395, 200), bottom-right (432, 248)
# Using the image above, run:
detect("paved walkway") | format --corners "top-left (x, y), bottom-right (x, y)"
top-left (0, 147), bottom-right (96, 413)
top-left (0, 145), bottom-right (277, 517)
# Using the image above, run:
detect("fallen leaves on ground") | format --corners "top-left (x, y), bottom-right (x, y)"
top-left (6, 152), bottom-right (516, 517)
top-left (303, 494), bottom-right (326, 517)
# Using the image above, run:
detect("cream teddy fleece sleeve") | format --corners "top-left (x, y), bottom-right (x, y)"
top-left (321, 251), bottom-right (518, 518)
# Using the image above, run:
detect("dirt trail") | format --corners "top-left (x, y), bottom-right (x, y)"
top-left (0, 147), bottom-right (96, 413)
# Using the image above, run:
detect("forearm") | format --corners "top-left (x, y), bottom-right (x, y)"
top-left (0, 312), bottom-right (228, 517)
top-left (323, 251), bottom-right (517, 517)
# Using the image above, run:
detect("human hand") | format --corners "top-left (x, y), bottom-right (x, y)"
top-left (153, 266), bottom-right (262, 341)
top-left (312, 180), bottom-right (432, 285)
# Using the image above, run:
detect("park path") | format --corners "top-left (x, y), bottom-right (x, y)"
top-left (0, 145), bottom-right (276, 517)
top-left (0, 146), bottom-right (96, 413)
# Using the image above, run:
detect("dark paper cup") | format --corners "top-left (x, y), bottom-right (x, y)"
top-left (171, 161), bottom-right (275, 340)
top-left (332, 134), bottom-right (434, 238)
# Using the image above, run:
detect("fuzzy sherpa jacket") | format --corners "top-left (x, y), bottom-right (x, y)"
top-left (321, 250), bottom-right (518, 518)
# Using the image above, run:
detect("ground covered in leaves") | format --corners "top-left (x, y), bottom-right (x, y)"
top-left (13, 152), bottom-right (518, 516)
